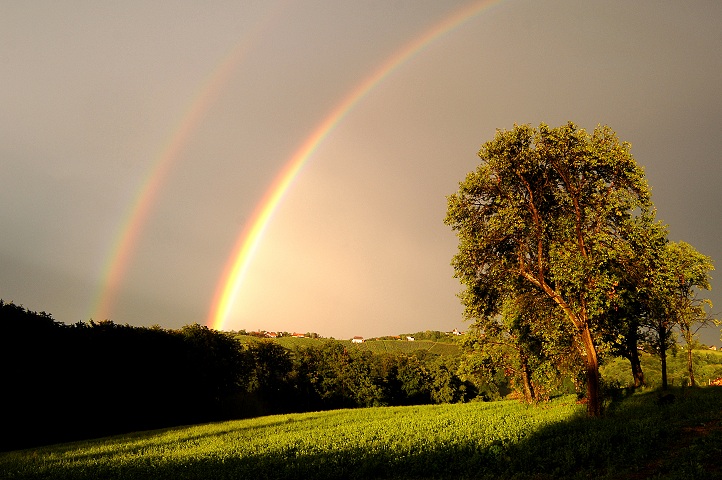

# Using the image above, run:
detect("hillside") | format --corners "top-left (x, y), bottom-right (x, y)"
top-left (3, 388), bottom-right (722, 479)
top-left (234, 335), bottom-right (462, 357)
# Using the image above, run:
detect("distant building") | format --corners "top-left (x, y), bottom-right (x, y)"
top-left (406, 336), bottom-right (415, 341)
top-left (265, 332), bottom-right (278, 338)
top-left (352, 336), bottom-right (364, 344)
top-left (292, 333), bottom-right (306, 338)
top-left (452, 329), bottom-right (463, 336)
top-left (710, 345), bottom-right (717, 351)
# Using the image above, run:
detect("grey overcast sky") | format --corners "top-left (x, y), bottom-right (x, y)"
top-left (2, 1), bottom-right (721, 343)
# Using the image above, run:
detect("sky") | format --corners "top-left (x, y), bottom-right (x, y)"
top-left (2, 1), bottom-right (722, 343)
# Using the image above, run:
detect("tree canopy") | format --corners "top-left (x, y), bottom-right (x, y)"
top-left (641, 240), bottom-right (715, 388)
top-left (445, 122), bottom-right (656, 416)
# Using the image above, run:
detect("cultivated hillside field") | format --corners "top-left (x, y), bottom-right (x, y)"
top-left (237, 335), bottom-right (462, 357)
top-left (348, 339), bottom-right (461, 356)
top-left (3, 387), bottom-right (722, 480)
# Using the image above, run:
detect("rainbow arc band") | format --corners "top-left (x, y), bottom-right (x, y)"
top-left (207, 0), bottom-right (502, 331)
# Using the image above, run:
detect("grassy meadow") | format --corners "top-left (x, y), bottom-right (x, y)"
top-left (4, 387), bottom-right (722, 480)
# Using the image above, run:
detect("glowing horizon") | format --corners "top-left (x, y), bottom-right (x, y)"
top-left (207, 0), bottom-right (502, 331)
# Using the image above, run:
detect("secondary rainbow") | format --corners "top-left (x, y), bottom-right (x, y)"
top-left (208, 0), bottom-right (502, 331)
top-left (90, 6), bottom-right (284, 322)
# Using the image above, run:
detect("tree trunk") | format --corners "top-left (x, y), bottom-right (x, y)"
top-left (623, 326), bottom-right (645, 388)
top-left (580, 323), bottom-right (601, 416)
top-left (629, 348), bottom-right (645, 388)
top-left (520, 353), bottom-right (535, 403)
top-left (660, 340), bottom-right (668, 390)
top-left (681, 324), bottom-right (696, 387)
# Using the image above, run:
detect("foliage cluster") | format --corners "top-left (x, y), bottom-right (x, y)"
top-left (601, 350), bottom-right (722, 390)
top-left (0, 301), bottom-right (245, 451)
top-left (0, 301), bottom-right (476, 452)
top-left (4, 387), bottom-right (722, 479)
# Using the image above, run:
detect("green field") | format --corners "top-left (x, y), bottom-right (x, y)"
top-left (4, 387), bottom-right (722, 479)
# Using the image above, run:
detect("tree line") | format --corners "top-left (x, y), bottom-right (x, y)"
top-left (1, 301), bottom-right (480, 451)
top-left (445, 122), bottom-right (717, 416)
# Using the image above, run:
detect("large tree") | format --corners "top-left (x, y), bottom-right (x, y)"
top-left (445, 122), bottom-right (652, 416)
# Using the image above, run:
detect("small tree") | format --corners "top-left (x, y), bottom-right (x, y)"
top-left (446, 122), bottom-right (653, 416)
top-left (461, 290), bottom-right (579, 403)
top-left (602, 215), bottom-right (669, 388)
top-left (661, 242), bottom-right (714, 387)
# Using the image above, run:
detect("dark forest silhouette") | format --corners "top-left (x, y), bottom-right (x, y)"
top-left (1, 300), bottom-right (476, 451)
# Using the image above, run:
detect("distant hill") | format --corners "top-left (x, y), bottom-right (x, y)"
top-left (233, 335), bottom-right (462, 357)
top-left (346, 338), bottom-right (461, 356)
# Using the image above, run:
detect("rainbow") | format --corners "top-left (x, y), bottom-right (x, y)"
top-left (90, 5), bottom-right (286, 322)
top-left (207, 0), bottom-right (502, 331)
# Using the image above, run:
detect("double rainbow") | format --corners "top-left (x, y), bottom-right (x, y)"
top-left (89, 4), bottom-right (285, 321)
top-left (91, 0), bottom-right (502, 329)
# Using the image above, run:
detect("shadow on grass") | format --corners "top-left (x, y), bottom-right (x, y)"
top-left (4, 388), bottom-right (722, 480)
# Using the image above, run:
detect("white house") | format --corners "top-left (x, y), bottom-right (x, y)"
top-left (351, 336), bottom-right (364, 344)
